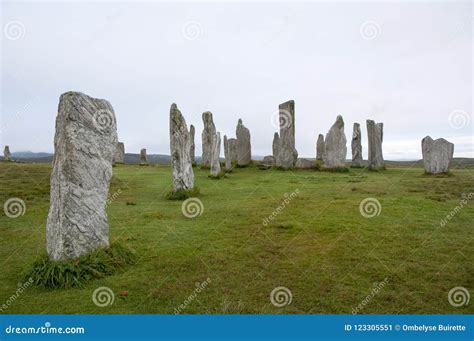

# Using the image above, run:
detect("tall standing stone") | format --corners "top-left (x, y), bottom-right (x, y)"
top-left (366, 120), bottom-right (384, 170)
top-left (210, 132), bottom-right (222, 176)
top-left (170, 104), bottom-right (194, 192)
top-left (316, 134), bottom-right (324, 161)
top-left (228, 138), bottom-right (238, 163)
top-left (201, 112), bottom-right (216, 168)
top-left (272, 132), bottom-right (280, 160)
top-left (224, 135), bottom-right (232, 171)
top-left (189, 124), bottom-right (196, 165)
top-left (276, 100), bottom-right (298, 169)
top-left (46, 91), bottom-right (117, 261)
top-left (422, 136), bottom-right (454, 174)
top-left (3, 145), bottom-right (11, 161)
top-left (323, 115), bottom-right (347, 169)
top-left (140, 148), bottom-right (148, 165)
top-left (351, 123), bottom-right (363, 167)
top-left (236, 119), bottom-right (251, 166)
top-left (114, 142), bottom-right (125, 164)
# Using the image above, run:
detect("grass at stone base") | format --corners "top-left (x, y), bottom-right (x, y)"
top-left (0, 162), bottom-right (473, 314)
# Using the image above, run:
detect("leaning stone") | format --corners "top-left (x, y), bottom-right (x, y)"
top-left (210, 132), bottom-right (222, 176)
top-left (140, 148), bottom-right (148, 165)
top-left (295, 158), bottom-right (315, 169)
top-left (46, 91), bottom-right (117, 261)
top-left (170, 104), bottom-right (195, 192)
top-left (236, 119), bottom-right (251, 166)
top-left (189, 124), bottom-right (196, 165)
top-left (422, 136), bottom-right (454, 174)
top-left (323, 115), bottom-right (347, 169)
top-left (366, 120), bottom-right (384, 170)
top-left (3, 145), bottom-right (11, 161)
top-left (316, 134), bottom-right (324, 161)
top-left (113, 142), bottom-right (125, 164)
top-left (275, 100), bottom-right (298, 169)
top-left (201, 112), bottom-right (216, 168)
top-left (223, 135), bottom-right (232, 171)
top-left (228, 138), bottom-right (238, 163)
top-left (351, 123), bottom-right (363, 167)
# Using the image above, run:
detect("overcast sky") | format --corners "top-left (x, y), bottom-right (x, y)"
top-left (1, 0), bottom-right (472, 160)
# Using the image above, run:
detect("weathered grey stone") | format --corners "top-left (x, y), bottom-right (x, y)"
top-left (422, 136), bottom-right (454, 174)
top-left (201, 112), bottom-right (216, 168)
top-left (113, 142), bottom-right (125, 164)
top-left (236, 119), bottom-right (251, 166)
top-left (351, 123), bottom-right (363, 167)
top-left (210, 132), bottom-right (222, 176)
top-left (3, 145), bottom-right (11, 161)
top-left (366, 120), bottom-right (384, 170)
top-left (316, 134), bottom-right (324, 161)
top-left (170, 104), bottom-right (194, 192)
top-left (295, 158), bottom-right (314, 169)
top-left (228, 138), bottom-right (238, 163)
top-left (224, 135), bottom-right (232, 171)
top-left (46, 91), bottom-right (117, 261)
top-left (140, 148), bottom-right (148, 165)
top-left (189, 124), bottom-right (196, 164)
top-left (272, 132), bottom-right (280, 159)
top-left (260, 155), bottom-right (275, 170)
top-left (323, 115), bottom-right (347, 169)
top-left (275, 100), bottom-right (298, 169)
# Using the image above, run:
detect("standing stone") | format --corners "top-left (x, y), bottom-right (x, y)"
top-left (366, 120), bottom-right (384, 170)
top-left (114, 142), bottom-right (125, 164)
top-left (272, 132), bottom-right (280, 160)
top-left (316, 134), bottom-right (324, 161)
top-left (224, 135), bottom-right (232, 171)
top-left (170, 104), bottom-right (194, 192)
top-left (210, 132), bottom-right (222, 177)
top-left (236, 119), bottom-right (251, 166)
top-left (276, 100), bottom-right (298, 169)
top-left (228, 138), bottom-right (238, 163)
top-left (189, 124), bottom-right (196, 165)
top-left (201, 112), bottom-right (216, 168)
top-left (3, 145), bottom-right (11, 161)
top-left (323, 115), bottom-right (347, 169)
top-left (140, 148), bottom-right (148, 165)
top-left (422, 136), bottom-right (454, 174)
top-left (351, 123), bottom-right (363, 167)
top-left (46, 91), bottom-right (117, 261)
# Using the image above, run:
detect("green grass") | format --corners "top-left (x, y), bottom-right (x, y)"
top-left (0, 162), bottom-right (473, 314)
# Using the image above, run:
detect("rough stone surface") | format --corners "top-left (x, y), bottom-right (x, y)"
top-left (295, 158), bottom-right (314, 169)
top-left (223, 135), bottom-right (232, 171)
top-left (351, 123), bottom-right (363, 167)
top-left (366, 120), bottom-right (384, 170)
top-left (323, 115), bottom-right (347, 169)
top-left (275, 100), bottom-right (298, 169)
top-left (140, 148), bottom-right (148, 165)
top-left (228, 138), bottom-right (238, 163)
top-left (170, 103), bottom-right (194, 192)
top-left (272, 133), bottom-right (280, 159)
top-left (236, 119), bottom-right (251, 166)
top-left (260, 155), bottom-right (276, 170)
top-left (46, 91), bottom-right (117, 261)
top-left (3, 145), bottom-right (11, 161)
top-left (316, 134), bottom-right (324, 161)
top-left (201, 112), bottom-right (216, 167)
top-left (210, 132), bottom-right (222, 176)
top-left (113, 142), bottom-right (125, 164)
top-left (422, 136), bottom-right (454, 174)
top-left (189, 124), bottom-right (196, 164)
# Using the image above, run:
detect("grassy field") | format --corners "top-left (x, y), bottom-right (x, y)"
top-left (0, 162), bottom-right (473, 314)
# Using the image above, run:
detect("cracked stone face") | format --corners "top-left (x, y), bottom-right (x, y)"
top-left (236, 119), bottom-right (251, 166)
top-left (351, 123), bottom-right (363, 167)
top-left (210, 132), bottom-right (222, 176)
top-left (323, 115), bottom-right (347, 169)
top-left (422, 136), bottom-right (454, 174)
top-left (201, 111), bottom-right (216, 167)
top-left (46, 91), bottom-right (117, 261)
top-left (367, 120), bottom-right (384, 170)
